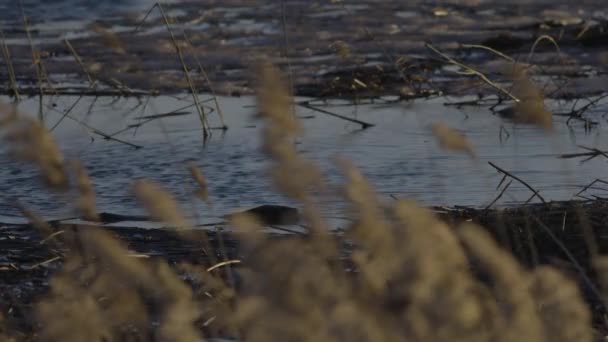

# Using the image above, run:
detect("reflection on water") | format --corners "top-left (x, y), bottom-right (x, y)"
top-left (0, 94), bottom-right (607, 225)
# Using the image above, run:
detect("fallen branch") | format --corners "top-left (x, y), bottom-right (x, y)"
top-left (559, 145), bottom-right (608, 163)
top-left (296, 102), bottom-right (375, 129)
top-left (485, 180), bottom-right (513, 210)
top-left (488, 161), bottom-right (546, 203)
top-left (46, 105), bottom-right (143, 149)
top-left (576, 179), bottom-right (608, 199)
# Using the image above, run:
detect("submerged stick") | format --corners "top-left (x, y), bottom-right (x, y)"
top-left (46, 105), bottom-right (142, 149)
top-left (49, 81), bottom-right (98, 132)
top-left (485, 180), bottom-right (513, 210)
top-left (296, 102), bottom-right (374, 129)
top-left (576, 179), bottom-right (608, 198)
top-left (488, 161), bottom-right (546, 203)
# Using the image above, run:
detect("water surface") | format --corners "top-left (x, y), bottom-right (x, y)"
top-left (1, 94), bottom-right (607, 226)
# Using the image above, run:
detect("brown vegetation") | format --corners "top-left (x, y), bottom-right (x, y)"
top-left (0, 62), bottom-right (606, 341)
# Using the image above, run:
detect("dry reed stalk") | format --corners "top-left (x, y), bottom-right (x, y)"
top-left (63, 39), bottom-right (94, 87)
top-left (182, 31), bottom-right (228, 130)
top-left (530, 266), bottom-right (593, 342)
top-left (37, 228), bottom-right (201, 341)
top-left (431, 122), bottom-right (476, 158)
top-left (133, 180), bottom-right (188, 230)
top-left (255, 62), bottom-right (320, 198)
top-left (19, 0), bottom-right (45, 120)
top-left (390, 200), bottom-right (490, 340)
top-left (255, 61), bottom-right (330, 240)
top-left (508, 66), bottom-right (553, 130)
top-left (592, 256), bottom-right (608, 311)
top-left (2, 116), bottom-right (68, 189)
top-left (426, 43), bottom-right (520, 103)
top-left (156, 3), bottom-right (210, 137)
top-left (458, 224), bottom-right (545, 342)
top-left (338, 159), bottom-right (396, 290)
top-left (71, 160), bottom-right (98, 221)
top-left (14, 202), bottom-right (55, 241)
top-left (0, 25), bottom-right (20, 100)
top-left (460, 43), bottom-right (515, 62)
top-left (187, 162), bottom-right (209, 202)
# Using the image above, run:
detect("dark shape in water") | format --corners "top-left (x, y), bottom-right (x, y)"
top-left (579, 22), bottom-right (608, 47)
top-left (481, 33), bottom-right (527, 51)
top-left (227, 205), bottom-right (300, 226)
top-left (48, 212), bottom-right (151, 225)
top-left (96, 212), bottom-right (150, 224)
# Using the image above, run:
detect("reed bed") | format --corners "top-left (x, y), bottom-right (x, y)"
top-left (0, 61), bottom-right (606, 342)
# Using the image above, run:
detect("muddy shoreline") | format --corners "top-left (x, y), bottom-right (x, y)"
top-left (3, 199), bottom-right (608, 338)
top-left (1, 0), bottom-right (607, 99)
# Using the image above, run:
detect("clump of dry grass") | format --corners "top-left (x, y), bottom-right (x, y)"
top-left (133, 180), bottom-right (188, 229)
top-left (187, 162), bottom-right (209, 203)
top-left (508, 65), bottom-right (553, 130)
top-left (254, 62), bottom-right (329, 238)
top-left (431, 122), bottom-right (476, 158)
top-left (36, 228), bottom-right (201, 342)
top-left (530, 266), bottom-right (593, 342)
top-left (71, 160), bottom-right (98, 221)
top-left (1, 114), bottom-right (68, 189)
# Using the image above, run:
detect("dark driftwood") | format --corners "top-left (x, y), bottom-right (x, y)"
top-left (296, 102), bottom-right (375, 129)
top-left (488, 161), bottom-right (546, 204)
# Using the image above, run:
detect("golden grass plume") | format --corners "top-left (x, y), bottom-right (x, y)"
top-left (431, 121), bottom-right (476, 158)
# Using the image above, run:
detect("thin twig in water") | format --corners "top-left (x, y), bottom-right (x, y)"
top-left (488, 161), bottom-right (546, 203)
top-left (50, 81), bottom-right (98, 132)
top-left (46, 105), bottom-right (143, 149)
top-left (576, 179), bottom-right (608, 198)
top-left (559, 145), bottom-right (608, 163)
top-left (296, 102), bottom-right (374, 129)
top-left (485, 180), bottom-right (513, 210)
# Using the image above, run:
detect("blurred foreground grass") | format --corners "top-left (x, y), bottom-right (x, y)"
top-left (0, 62), bottom-right (603, 342)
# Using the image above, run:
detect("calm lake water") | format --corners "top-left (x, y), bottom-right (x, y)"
top-left (0, 94), bottom-right (607, 225)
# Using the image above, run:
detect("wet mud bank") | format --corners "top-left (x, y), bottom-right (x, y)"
top-left (0, 0), bottom-right (607, 99)
top-left (3, 199), bottom-right (608, 337)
